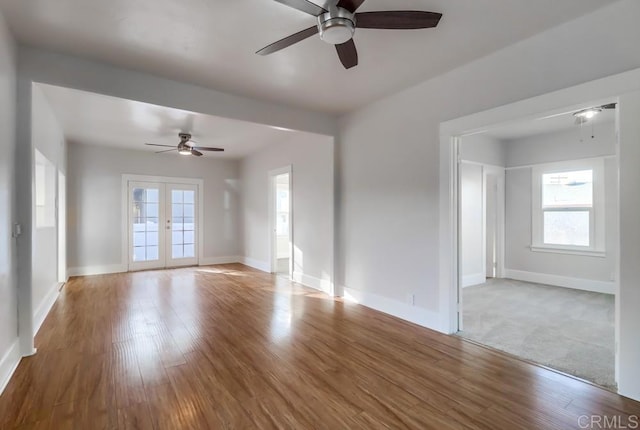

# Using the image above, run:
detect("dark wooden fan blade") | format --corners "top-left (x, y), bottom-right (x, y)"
top-left (192, 146), bottom-right (224, 152)
top-left (355, 11), bottom-right (442, 29)
top-left (274, 0), bottom-right (326, 16)
top-left (335, 39), bottom-right (358, 69)
top-left (337, 0), bottom-right (366, 13)
top-left (191, 149), bottom-right (203, 157)
top-left (257, 26), bottom-right (319, 55)
top-left (155, 149), bottom-right (175, 154)
top-left (145, 143), bottom-right (176, 148)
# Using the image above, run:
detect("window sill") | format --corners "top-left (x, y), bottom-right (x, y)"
top-left (530, 246), bottom-right (606, 258)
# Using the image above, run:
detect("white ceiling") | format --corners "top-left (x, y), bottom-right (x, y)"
top-left (39, 84), bottom-right (294, 158)
top-left (1, 0), bottom-right (617, 114)
top-left (481, 105), bottom-right (616, 141)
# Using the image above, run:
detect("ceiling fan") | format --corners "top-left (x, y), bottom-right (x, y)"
top-left (145, 133), bottom-right (224, 157)
top-left (257, 0), bottom-right (443, 69)
top-left (573, 103), bottom-right (616, 125)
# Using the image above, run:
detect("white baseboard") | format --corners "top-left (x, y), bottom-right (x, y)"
top-left (0, 340), bottom-right (21, 396)
top-left (292, 271), bottom-right (334, 296)
top-left (462, 273), bottom-right (485, 288)
top-left (240, 257), bottom-right (270, 273)
top-left (342, 287), bottom-right (446, 333)
top-left (67, 264), bottom-right (127, 277)
top-left (33, 282), bottom-right (61, 336)
top-left (504, 269), bottom-right (616, 295)
top-left (199, 256), bottom-right (240, 266)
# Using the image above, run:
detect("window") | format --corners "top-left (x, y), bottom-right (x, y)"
top-left (35, 150), bottom-right (56, 228)
top-left (532, 158), bottom-right (605, 255)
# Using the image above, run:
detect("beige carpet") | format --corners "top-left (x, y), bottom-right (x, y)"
top-left (458, 278), bottom-right (616, 390)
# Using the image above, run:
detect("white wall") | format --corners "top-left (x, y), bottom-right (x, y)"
top-left (337, 0), bottom-right (640, 332)
top-left (0, 9), bottom-right (19, 393)
top-left (459, 135), bottom-right (506, 286)
top-left (618, 90), bottom-right (640, 400)
top-left (459, 163), bottom-right (484, 287)
top-left (460, 134), bottom-right (506, 167)
top-left (17, 46), bottom-right (336, 137)
top-left (506, 123), bottom-right (616, 167)
top-left (66, 143), bottom-right (241, 273)
top-left (503, 123), bottom-right (617, 292)
top-left (240, 132), bottom-right (333, 292)
top-left (31, 84), bottom-right (66, 331)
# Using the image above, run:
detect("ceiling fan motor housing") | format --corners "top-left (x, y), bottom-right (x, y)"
top-left (317, 7), bottom-right (356, 45)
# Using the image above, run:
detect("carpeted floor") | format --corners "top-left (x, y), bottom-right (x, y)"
top-left (458, 278), bottom-right (616, 390)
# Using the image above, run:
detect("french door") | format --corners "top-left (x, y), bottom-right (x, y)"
top-left (128, 181), bottom-right (198, 271)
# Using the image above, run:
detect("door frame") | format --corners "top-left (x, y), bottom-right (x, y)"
top-left (268, 166), bottom-right (293, 276)
top-left (121, 174), bottom-right (204, 271)
top-left (57, 170), bottom-right (67, 284)
top-left (440, 68), bottom-right (640, 392)
top-left (457, 160), bottom-right (505, 331)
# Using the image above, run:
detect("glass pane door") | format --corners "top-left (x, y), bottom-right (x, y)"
top-left (166, 184), bottom-right (198, 267)
top-left (128, 182), bottom-right (166, 271)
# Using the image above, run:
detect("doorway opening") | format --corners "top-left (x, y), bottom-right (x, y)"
top-left (123, 175), bottom-right (202, 271)
top-left (269, 167), bottom-right (292, 277)
top-left (57, 171), bottom-right (66, 284)
top-left (454, 99), bottom-right (619, 390)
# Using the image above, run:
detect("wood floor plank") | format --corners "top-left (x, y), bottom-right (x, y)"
top-left (0, 264), bottom-right (638, 429)
top-left (117, 403), bottom-right (154, 430)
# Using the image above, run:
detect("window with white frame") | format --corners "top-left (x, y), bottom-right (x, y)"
top-left (531, 158), bottom-right (605, 255)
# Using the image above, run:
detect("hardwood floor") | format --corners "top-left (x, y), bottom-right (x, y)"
top-left (1, 264), bottom-right (638, 429)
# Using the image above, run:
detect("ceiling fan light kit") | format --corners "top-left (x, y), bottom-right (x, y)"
top-left (258, 0), bottom-right (442, 69)
top-left (573, 107), bottom-right (602, 121)
top-left (145, 133), bottom-right (224, 157)
top-left (318, 7), bottom-right (356, 45)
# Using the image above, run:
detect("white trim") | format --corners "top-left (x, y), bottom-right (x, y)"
top-left (484, 164), bottom-right (506, 279)
top-left (292, 271), bottom-right (333, 296)
top-left (199, 256), bottom-right (241, 266)
top-left (505, 154), bottom-right (617, 171)
top-left (531, 157), bottom-right (606, 254)
top-left (440, 67), bottom-right (640, 335)
top-left (68, 264), bottom-right (127, 277)
top-left (240, 257), bottom-right (271, 273)
top-left (0, 341), bottom-right (21, 396)
top-left (504, 269), bottom-right (615, 295)
top-left (459, 159), bottom-right (505, 170)
top-left (33, 282), bottom-right (61, 336)
top-left (343, 287), bottom-right (447, 333)
top-left (462, 273), bottom-right (485, 288)
top-left (530, 246), bottom-right (606, 258)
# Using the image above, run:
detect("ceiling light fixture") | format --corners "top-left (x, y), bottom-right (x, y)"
top-left (178, 143), bottom-right (192, 155)
top-left (318, 8), bottom-right (356, 45)
top-left (573, 107), bottom-right (602, 121)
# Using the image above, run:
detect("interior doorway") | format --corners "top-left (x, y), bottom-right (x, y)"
top-left (454, 100), bottom-right (619, 390)
top-left (57, 171), bottom-right (66, 284)
top-left (269, 167), bottom-right (292, 277)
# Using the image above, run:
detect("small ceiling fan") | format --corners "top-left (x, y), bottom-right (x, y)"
top-left (145, 133), bottom-right (224, 157)
top-left (257, 0), bottom-right (443, 69)
top-left (573, 103), bottom-right (616, 125)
